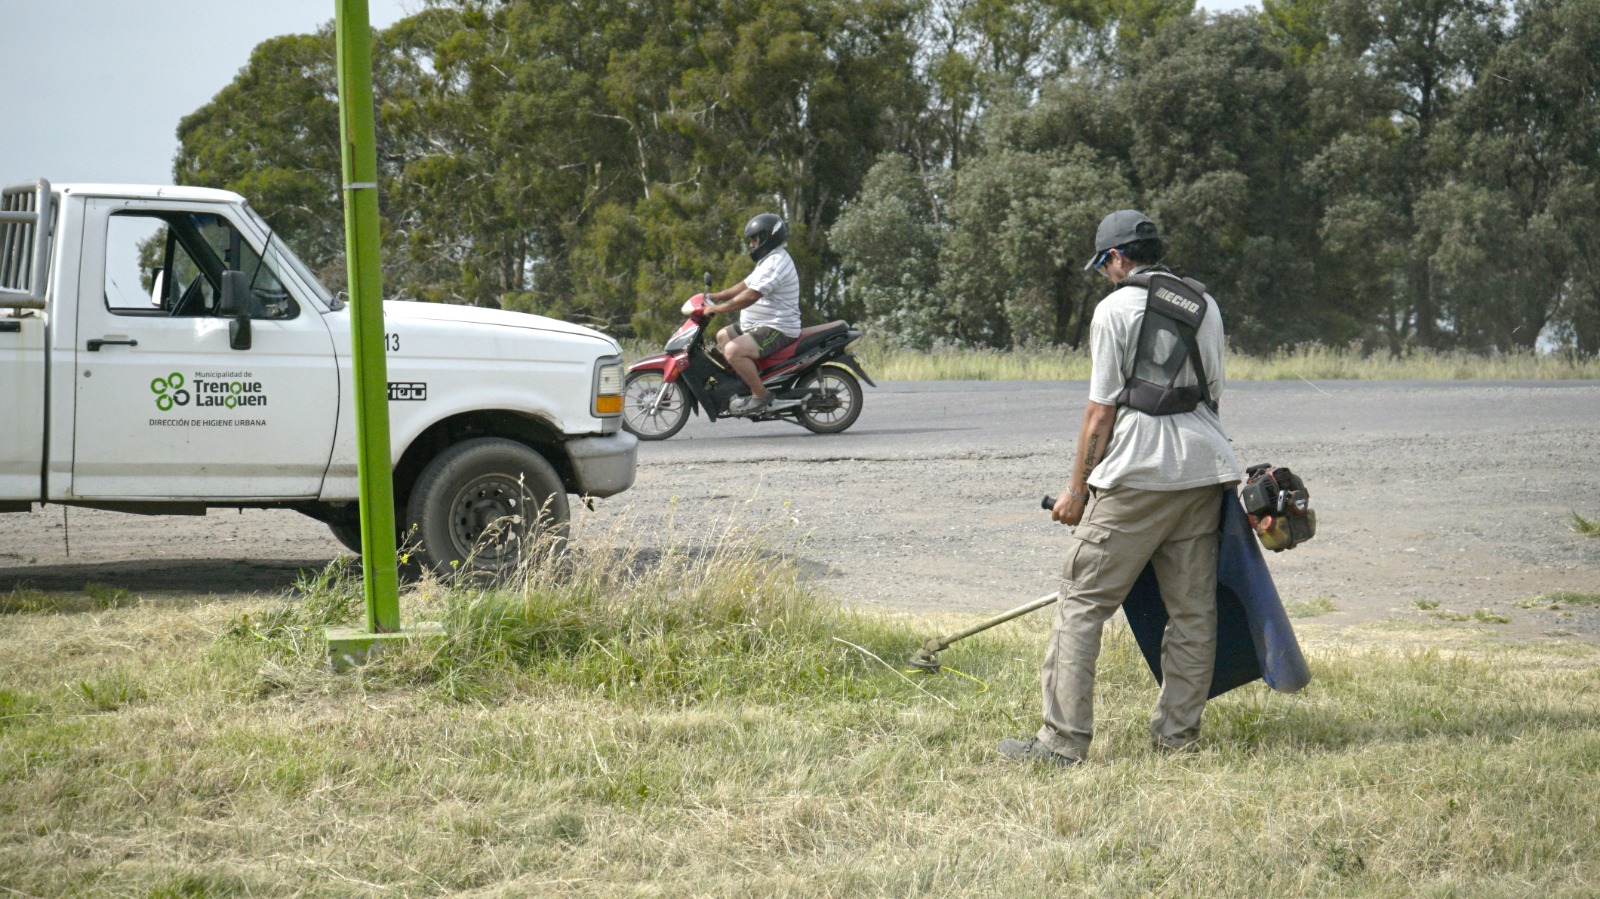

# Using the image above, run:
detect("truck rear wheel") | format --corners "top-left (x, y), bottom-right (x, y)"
top-left (405, 438), bottom-right (569, 575)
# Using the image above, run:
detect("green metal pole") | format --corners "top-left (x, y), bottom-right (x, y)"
top-left (335, 0), bottom-right (400, 632)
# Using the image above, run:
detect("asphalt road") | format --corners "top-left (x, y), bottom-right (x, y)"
top-left (604, 379), bottom-right (1600, 637)
top-left (5, 379), bottom-right (1599, 639)
top-left (634, 378), bottom-right (1597, 463)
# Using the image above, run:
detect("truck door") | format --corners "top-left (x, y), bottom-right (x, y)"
top-left (70, 200), bottom-right (340, 499)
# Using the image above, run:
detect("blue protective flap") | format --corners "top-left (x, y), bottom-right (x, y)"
top-left (1119, 493), bottom-right (1312, 697)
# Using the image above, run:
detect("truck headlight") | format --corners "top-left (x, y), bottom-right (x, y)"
top-left (593, 357), bottom-right (624, 416)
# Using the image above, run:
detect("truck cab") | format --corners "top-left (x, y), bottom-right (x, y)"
top-left (0, 179), bottom-right (636, 572)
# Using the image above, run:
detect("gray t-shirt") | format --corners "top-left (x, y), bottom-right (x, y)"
top-left (1085, 274), bottom-right (1242, 491)
top-left (741, 247), bottom-right (802, 337)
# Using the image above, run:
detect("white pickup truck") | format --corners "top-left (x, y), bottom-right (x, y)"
top-left (0, 179), bottom-right (636, 572)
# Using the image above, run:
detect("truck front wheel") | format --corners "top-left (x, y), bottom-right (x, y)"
top-left (328, 519), bottom-right (363, 555)
top-left (405, 438), bottom-right (569, 575)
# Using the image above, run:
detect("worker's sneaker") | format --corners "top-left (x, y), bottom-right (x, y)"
top-left (997, 737), bottom-right (1082, 769)
top-left (728, 394), bottom-right (772, 416)
top-left (1152, 736), bottom-right (1199, 755)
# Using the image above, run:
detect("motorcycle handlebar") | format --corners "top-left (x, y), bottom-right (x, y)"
top-left (1042, 495), bottom-right (1056, 510)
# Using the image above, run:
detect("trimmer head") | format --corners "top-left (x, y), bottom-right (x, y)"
top-left (908, 641), bottom-right (944, 674)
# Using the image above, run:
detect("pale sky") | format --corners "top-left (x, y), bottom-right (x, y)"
top-left (2, 0), bottom-right (1255, 190)
top-left (2, 0), bottom-right (414, 187)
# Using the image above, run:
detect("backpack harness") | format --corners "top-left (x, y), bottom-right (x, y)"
top-left (1114, 270), bottom-right (1215, 416)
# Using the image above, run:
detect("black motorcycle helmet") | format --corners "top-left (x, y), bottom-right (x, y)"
top-left (743, 213), bottom-right (788, 263)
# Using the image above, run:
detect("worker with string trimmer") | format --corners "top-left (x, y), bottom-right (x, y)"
top-left (996, 209), bottom-right (1243, 768)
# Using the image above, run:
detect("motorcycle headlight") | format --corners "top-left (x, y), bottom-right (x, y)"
top-left (593, 357), bottom-right (623, 416)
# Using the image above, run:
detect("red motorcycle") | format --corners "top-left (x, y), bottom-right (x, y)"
top-left (622, 281), bottom-right (874, 440)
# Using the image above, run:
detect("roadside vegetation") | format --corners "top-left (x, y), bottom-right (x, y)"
top-left (856, 341), bottom-right (1600, 382)
top-left (623, 338), bottom-right (1600, 382)
top-left (4, 525), bottom-right (1599, 896)
top-left (182, 0), bottom-right (1600, 358)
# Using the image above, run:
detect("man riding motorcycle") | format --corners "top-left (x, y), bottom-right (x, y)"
top-left (704, 213), bottom-right (802, 417)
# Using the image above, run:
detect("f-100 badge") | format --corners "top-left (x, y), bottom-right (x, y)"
top-left (387, 382), bottom-right (427, 401)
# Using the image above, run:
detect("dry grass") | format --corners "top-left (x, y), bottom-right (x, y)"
top-left (4, 522), bottom-right (1600, 896)
top-left (621, 336), bottom-right (1599, 381)
top-left (860, 341), bottom-right (1600, 382)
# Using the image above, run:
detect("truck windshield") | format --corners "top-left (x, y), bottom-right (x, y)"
top-left (240, 203), bottom-right (338, 309)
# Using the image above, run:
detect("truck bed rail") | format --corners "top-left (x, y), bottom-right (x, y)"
top-left (1, 179), bottom-right (52, 310)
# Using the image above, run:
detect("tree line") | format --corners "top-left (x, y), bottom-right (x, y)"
top-left (174, 0), bottom-right (1600, 355)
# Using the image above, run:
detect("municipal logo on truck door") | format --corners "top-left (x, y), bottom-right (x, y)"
top-left (151, 373), bottom-right (191, 410)
top-left (147, 370), bottom-right (270, 427)
top-left (151, 371), bottom-right (267, 410)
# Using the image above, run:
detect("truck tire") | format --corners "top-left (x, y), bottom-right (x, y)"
top-left (405, 438), bottom-right (569, 575)
top-left (326, 516), bottom-right (405, 558)
top-left (328, 519), bottom-right (363, 555)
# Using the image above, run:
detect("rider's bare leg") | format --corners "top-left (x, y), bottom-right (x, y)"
top-left (724, 334), bottom-right (770, 399)
top-left (715, 326), bottom-right (735, 355)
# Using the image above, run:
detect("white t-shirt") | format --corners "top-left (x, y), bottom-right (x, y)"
top-left (741, 247), bottom-right (802, 337)
top-left (1085, 274), bottom-right (1242, 491)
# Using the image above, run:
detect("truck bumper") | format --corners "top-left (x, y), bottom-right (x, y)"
top-left (565, 432), bottom-right (638, 498)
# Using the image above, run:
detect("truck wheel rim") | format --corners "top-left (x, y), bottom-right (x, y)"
top-left (449, 474), bottom-right (536, 565)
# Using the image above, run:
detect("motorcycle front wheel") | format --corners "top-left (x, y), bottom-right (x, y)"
top-left (797, 366), bottom-right (863, 434)
top-left (623, 371), bottom-right (691, 440)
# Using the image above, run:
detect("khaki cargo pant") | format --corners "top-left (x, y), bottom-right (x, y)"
top-left (1035, 483), bottom-right (1226, 760)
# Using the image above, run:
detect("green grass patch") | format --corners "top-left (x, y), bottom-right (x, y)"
top-left (4, 525), bottom-right (1600, 896)
top-left (1520, 591), bottom-right (1600, 611)
top-left (3, 582), bottom-right (136, 615)
top-left (1285, 595), bottom-right (1337, 618)
top-left (1570, 511), bottom-right (1600, 536)
top-left (1420, 606), bottom-right (1511, 625)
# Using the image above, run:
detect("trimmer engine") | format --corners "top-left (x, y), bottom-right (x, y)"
top-left (1240, 464), bottom-right (1316, 552)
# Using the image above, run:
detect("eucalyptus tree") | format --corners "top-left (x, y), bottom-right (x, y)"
top-left (1424, 0), bottom-right (1600, 352)
top-left (829, 153), bottom-right (948, 347)
top-left (173, 28), bottom-right (350, 287)
top-left (1293, 0), bottom-right (1504, 348)
top-left (1111, 12), bottom-right (1321, 352)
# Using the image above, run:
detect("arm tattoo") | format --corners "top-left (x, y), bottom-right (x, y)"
top-left (1080, 434), bottom-right (1101, 481)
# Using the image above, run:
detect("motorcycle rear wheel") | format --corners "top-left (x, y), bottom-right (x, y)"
top-left (797, 366), bottom-right (863, 434)
top-left (623, 371), bottom-right (691, 440)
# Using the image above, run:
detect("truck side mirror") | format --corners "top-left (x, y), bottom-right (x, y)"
top-left (220, 270), bottom-right (253, 351)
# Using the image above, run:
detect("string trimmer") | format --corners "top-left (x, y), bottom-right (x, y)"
top-left (907, 495), bottom-right (1064, 673)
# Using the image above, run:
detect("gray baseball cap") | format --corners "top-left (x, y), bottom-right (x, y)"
top-left (1084, 209), bottom-right (1160, 270)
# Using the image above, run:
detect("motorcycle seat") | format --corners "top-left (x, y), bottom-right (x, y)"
top-left (760, 321), bottom-right (850, 365)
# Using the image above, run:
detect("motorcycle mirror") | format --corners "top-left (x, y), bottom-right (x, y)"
top-left (703, 271), bottom-right (712, 289)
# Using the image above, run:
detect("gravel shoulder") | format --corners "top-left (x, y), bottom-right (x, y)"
top-left (5, 381), bottom-right (1598, 643)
